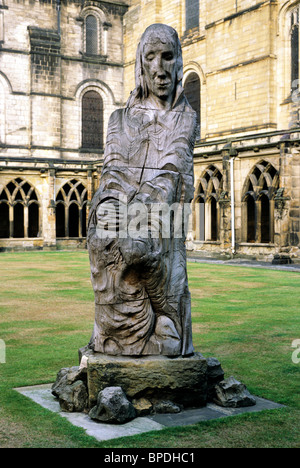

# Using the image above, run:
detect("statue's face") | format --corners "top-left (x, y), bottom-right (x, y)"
top-left (142, 38), bottom-right (177, 103)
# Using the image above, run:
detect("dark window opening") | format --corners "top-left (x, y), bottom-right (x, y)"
top-left (70, 190), bottom-right (78, 201)
top-left (56, 191), bottom-right (64, 202)
top-left (56, 203), bottom-right (65, 238)
top-left (7, 182), bottom-right (15, 195)
top-left (0, 203), bottom-right (9, 238)
top-left (15, 190), bottom-right (23, 201)
top-left (28, 203), bottom-right (39, 238)
top-left (186, 0), bottom-right (199, 30)
top-left (184, 72), bottom-right (200, 139)
top-left (247, 196), bottom-right (256, 243)
top-left (210, 197), bottom-right (217, 241)
top-left (22, 183), bottom-right (31, 196)
top-left (29, 190), bottom-right (38, 201)
top-left (0, 189), bottom-right (8, 201)
top-left (86, 15), bottom-right (98, 55)
top-left (291, 24), bottom-right (299, 88)
top-left (13, 203), bottom-right (24, 238)
top-left (82, 204), bottom-right (87, 238)
top-left (69, 204), bottom-right (79, 237)
top-left (77, 183), bottom-right (85, 196)
top-left (82, 90), bottom-right (103, 149)
top-left (261, 194), bottom-right (270, 243)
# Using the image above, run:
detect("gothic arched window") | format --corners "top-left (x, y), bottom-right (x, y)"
top-left (82, 90), bottom-right (104, 150)
top-left (56, 180), bottom-right (88, 238)
top-left (184, 72), bottom-right (201, 139)
top-left (242, 161), bottom-right (279, 244)
top-left (195, 166), bottom-right (223, 241)
top-left (0, 178), bottom-right (40, 238)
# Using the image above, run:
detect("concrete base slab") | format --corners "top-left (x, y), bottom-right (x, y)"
top-left (14, 383), bottom-right (284, 443)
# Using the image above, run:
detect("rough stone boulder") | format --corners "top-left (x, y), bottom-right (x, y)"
top-left (89, 386), bottom-right (136, 424)
top-left (206, 357), bottom-right (225, 401)
top-left (51, 366), bottom-right (88, 412)
top-left (214, 376), bottom-right (256, 408)
top-left (152, 400), bottom-right (181, 414)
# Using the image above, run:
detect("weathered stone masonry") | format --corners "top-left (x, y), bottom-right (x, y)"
top-left (0, 0), bottom-right (127, 251)
top-left (0, 0), bottom-right (300, 262)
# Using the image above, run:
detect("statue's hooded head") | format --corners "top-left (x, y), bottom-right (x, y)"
top-left (127, 24), bottom-right (184, 108)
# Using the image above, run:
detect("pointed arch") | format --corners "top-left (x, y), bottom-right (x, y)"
top-left (242, 161), bottom-right (279, 244)
top-left (56, 180), bottom-right (88, 238)
top-left (0, 178), bottom-right (41, 238)
top-left (194, 165), bottom-right (223, 241)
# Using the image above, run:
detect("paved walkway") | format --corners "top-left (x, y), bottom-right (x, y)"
top-left (187, 254), bottom-right (300, 272)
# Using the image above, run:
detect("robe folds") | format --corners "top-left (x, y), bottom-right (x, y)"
top-left (87, 94), bottom-right (197, 356)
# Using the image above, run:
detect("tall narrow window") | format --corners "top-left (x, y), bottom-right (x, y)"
top-left (81, 203), bottom-right (87, 237)
top-left (0, 11), bottom-right (4, 44)
top-left (86, 14), bottom-right (98, 55)
top-left (28, 203), bottom-right (39, 238)
top-left (246, 195), bottom-right (256, 242)
top-left (82, 90), bottom-right (103, 149)
top-left (210, 197), bottom-right (217, 241)
top-left (69, 203), bottom-right (79, 237)
top-left (261, 194), bottom-right (270, 243)
top-left (184, 72), bottom-right (201, 138)
top-left (291, 24), bottom-right (299, 88)
top-left (0, 202), bottom-right (9, 238)
top-left (0, 80), bottom-right (5, 143)
top-left (13, 203), bottom-right (24, 238)
top-left (186, 0), bottom-right (199, 31)
top-left (56, 202), bottom-right (65, 238)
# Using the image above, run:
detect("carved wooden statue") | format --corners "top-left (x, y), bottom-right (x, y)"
top-left (87, 24), bottom-right (197, 357)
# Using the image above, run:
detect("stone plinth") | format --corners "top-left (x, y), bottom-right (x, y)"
top-left (87, 352), bottom-right (207, 409)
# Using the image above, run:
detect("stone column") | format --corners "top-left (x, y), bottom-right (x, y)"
top-left (289, 146), bottom-right (300, 258)
top-left (43, 168), bottom-right (56, 250)
top-left (87, 166), bottom-right (93, 222)
top-left (220, 147), bottom-right (235, 254)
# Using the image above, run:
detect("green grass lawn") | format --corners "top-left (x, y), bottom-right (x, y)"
top-left (0, 251), bottom-right (299, 448)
